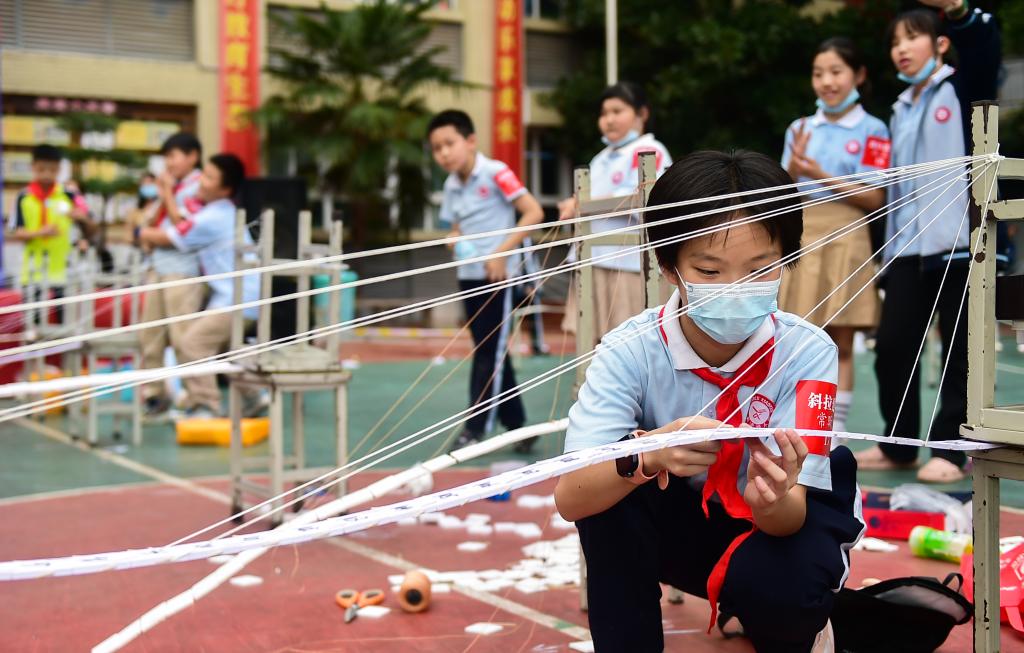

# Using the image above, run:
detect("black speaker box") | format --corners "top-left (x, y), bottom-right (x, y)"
top-left (240, 177), bottom-right (308, 341)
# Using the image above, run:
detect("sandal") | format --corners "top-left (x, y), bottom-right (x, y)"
top-left (916, 457), bottom-right (966, 484)
top-left (854, 446), bottom-right (917, 471)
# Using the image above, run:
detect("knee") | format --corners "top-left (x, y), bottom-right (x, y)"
top-left (722, 553), bottom-right (833, 640)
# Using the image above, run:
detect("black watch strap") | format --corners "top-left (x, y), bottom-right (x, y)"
top-left (615, 432), bottom-right (640, 478)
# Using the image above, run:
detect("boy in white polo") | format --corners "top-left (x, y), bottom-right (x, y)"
top-left (555, 151), bottom-right (863, 652)
top-left (427, 110), bottom-right (545, 450)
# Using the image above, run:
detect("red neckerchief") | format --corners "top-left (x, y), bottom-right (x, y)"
top-left (658, 304), bottom-right (775, 631)
top-left (156, 169), bottom-right (202, 226)
top-left (27, 182), bottom-right (57, 227)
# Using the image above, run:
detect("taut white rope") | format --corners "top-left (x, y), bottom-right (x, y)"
top-left (2, 156), bottom-right (982, 318)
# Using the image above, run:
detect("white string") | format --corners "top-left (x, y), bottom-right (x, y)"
top-left (0, 429), bottom-right (997, 584)
top-left (6, 159), bottom-right (958, 429)
top-left (0, 156), bottom-right (984, 321)
top-left (923, 154), bottom-right (1002, 440)
top-left (0, 157), bottom-right (966, 399)
top-left (166, 163), bottom-right (970, 545)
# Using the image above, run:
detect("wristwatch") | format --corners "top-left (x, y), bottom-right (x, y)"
top-left (616, 430), bottom-right (669, 489)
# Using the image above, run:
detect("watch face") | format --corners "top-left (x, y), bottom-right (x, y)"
top-left (616, 453), bottom-right (639, 477)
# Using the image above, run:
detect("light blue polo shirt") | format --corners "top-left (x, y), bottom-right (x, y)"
top-left (440, 153), bottom-right (528, 281)
top-left (163, 198), bottom-right (260, 320)
top-left (781, 105), bottom-right (890, 201)
top-left (885, 64), bottom-right (969, 262)
top-left (565, 289), bottom-right (839, 493)
top-left (587, 133), bottom-right (672, 272)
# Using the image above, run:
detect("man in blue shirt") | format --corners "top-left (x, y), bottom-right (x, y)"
top-left (140, 154), bottom-right (259, 418)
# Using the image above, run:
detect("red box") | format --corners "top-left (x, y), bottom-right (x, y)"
top-left (862, 507), bottom-right (945, 540)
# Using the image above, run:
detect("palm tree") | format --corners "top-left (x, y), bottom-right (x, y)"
top-left (257, 0), bottom-right (456, 247)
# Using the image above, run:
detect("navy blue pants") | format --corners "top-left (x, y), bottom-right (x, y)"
top-left (576, 447), bottom-right (862, 653)
top-left (459, 280), bottom-right (525, 435)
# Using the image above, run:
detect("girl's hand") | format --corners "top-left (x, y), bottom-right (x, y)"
top-left (557, 197), bottom-right (577, 221)
top-left (484, 258), bottom-right (507, 282)
top-left (789, 119), bottom-right (811, 160)
top-left (743, 429), bottom-right (807, 512)
top-left (790, 154), bottom-right (826, 180)
top-left (641, 416), bottom-right (726, 478)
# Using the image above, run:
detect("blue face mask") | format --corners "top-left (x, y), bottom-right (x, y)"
top-left (601, 129), bottom-right (641, 148)
top-left (897, 57), bottom-right (937, 85)
top-left (816, 88), bottom-right (860, 115)
top-left (139, 183), bottom-right (158, 200)
top-left (682, 276), bottom-right (781, 345)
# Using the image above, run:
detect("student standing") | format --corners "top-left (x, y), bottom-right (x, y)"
top-left (857, 1), bottom-right (1001, 483)
top-left (555, 151), bottom-right (861, 652)
top-left (138, 133), bottom-right (207, 418)
top-left (558, 82), bottom-right (672, 343)
top-left (8, 145), bottom-right (96, 321)
top-left (780, 37), bottom-right (890, 433)
top-left (139, 154), bottom-right (261, 418)
top-left (427, 110), bottom-right (545, 450)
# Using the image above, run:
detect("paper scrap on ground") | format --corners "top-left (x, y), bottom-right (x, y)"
top-left (465, 622), bottom-right (504, 636)
top-left (568, 641), bottom-right (595, 652)
top-left (356, 605), bottom-right (390, 618)
top-left (456, 541), bottom-right (488, 552)
top-left (209, 555), bottom-right (234, 565)
top-left (853, 537), bottom-right (899, 553)
top-left (228, 575), bottom-right (263, 588)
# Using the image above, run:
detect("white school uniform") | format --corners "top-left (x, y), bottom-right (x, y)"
top-left (565, 289), bottom-right (839, 493)
top-left (586, 133), bottom-right (672, 273)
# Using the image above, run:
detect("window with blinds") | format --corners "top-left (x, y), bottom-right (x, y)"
top-left (525, 31), bottom-right (574, 88)
top-left (0, 0), bottom-right (194, 61)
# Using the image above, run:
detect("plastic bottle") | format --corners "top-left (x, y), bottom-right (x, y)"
top-left (908, 525), bottom-right (974, 563)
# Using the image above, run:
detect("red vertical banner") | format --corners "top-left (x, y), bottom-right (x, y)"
top-left (492, 0), bottom-right (523, 179)
top-left (220, 0), bottom-right (261, 174)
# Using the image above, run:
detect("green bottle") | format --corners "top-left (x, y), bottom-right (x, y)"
top-left (908, 526), bottom-right (973, 563)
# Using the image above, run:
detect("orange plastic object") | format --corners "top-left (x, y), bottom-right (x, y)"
top-left (397, 570), bottom-right (432, 613)
top-left (175, 417), bottom-right (269, 447)
top-left (28, 366), bottom-right (64, 415)
top-left (335, 589), bottom-right (360, 609)
top-left (358, 589), bottom-right (384, 608)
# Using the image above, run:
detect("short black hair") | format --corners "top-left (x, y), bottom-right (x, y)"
top-left (644, 150), bottom-right (803, 271)
top-left (599, 81), bottom-right (648, 114)
top-left (31, 144), bottom-right (63, 162)
top-left (209, 153), bottom-right (246, 197)
top-left (886, 8), bottom-right (944, 47)
top-left (160, 132), bottom-right (203, 160)
top-left (427, 110), bottom-right (475, 139)
top-left (816, 37), bottom-right (871, 96)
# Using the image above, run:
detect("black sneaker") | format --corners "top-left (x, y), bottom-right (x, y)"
top-left (144, 396), bottom-right (172, 421)
top-left (451, 430), bottom-right (483, 451)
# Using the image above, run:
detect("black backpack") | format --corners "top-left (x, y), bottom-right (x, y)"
top-left (830, 573), bottom-right (972, 653)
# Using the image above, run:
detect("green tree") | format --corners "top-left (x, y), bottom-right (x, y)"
top-left (548, 0), bottom-right (1013, 166)
top-left (256, 0), bottom-right (455, 247)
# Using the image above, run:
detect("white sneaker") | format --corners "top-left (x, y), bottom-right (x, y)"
top-left (811, 619), bottom-right (834, 653)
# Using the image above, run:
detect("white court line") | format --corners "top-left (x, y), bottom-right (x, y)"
top-left (11, 418), bottom-right (230, 506)
top-left (997, 362), bottom-right (1024, 376)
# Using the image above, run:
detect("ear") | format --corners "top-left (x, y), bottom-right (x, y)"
top-left (466, 133), bottom-right (478, 148)
top-left (636, 106), bottom-right (651, 127)
top-left (661, 265), bottom-right (680, 286)
top-left (855, 66), bottom-right (867, 88)
top-left (936, 36), bottom-right (951, 56)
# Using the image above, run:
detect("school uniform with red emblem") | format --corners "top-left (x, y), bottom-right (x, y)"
top-left (565, 290), bottom-right (864, 652)
top-left (574, 133), bottom-right (673, 340)
top-left (874, 7), bottom-right (1001, 470)
top-left (440, 152), bottom-right (528, 436)
top-left (779, 104), bottom-right (890, 330)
